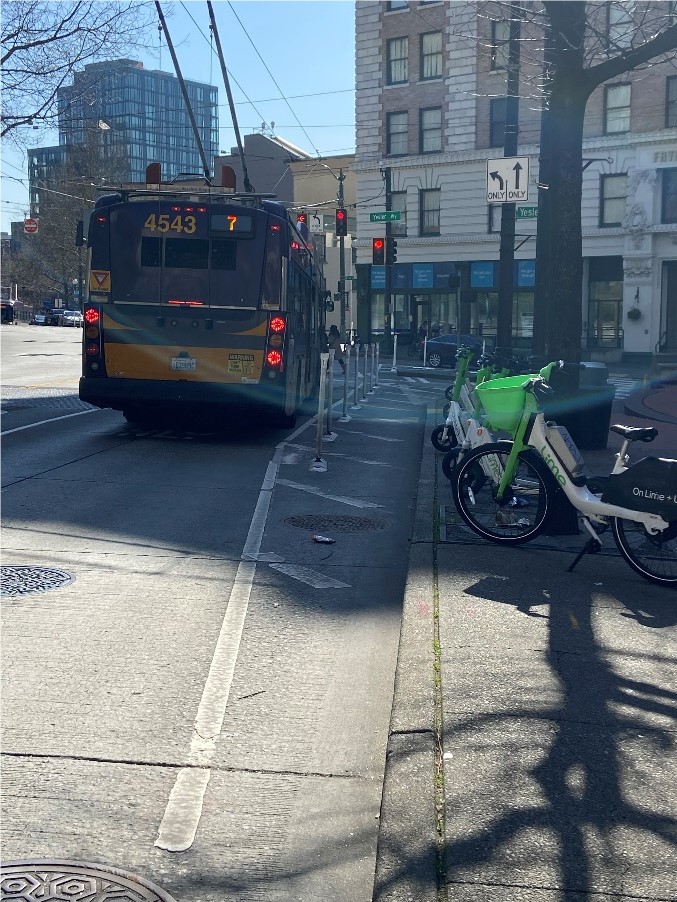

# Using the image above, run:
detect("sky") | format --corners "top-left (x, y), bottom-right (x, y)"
top-left (0, 0), bottom-right (356, 233)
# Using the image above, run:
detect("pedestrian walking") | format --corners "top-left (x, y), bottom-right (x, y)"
top-left (327, 324), bottom-right (346, 372)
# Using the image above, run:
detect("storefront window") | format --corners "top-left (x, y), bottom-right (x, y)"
top-left (371, 292), bottom-right (385, 334)
top-left (588, 280), bottom-right (623, 347)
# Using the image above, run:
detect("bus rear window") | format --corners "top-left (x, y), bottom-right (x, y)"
top-left (141, 237), bottom-right (161, 267)
top-left (165, 238), bottom-right (209, 269)
top-left (212, 239), bottom-right (237, 270)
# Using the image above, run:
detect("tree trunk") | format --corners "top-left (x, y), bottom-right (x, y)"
top-left (539, 77), bottom-right (588, 363)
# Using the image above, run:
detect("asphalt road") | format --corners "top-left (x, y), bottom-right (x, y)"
top-left (0, 324), bottom-right (435, 901)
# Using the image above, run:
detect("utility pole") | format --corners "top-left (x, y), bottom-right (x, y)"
top-left (496, 1), bottom-right (521, 352)
top-left (338, 168), bottom-right (347, 336)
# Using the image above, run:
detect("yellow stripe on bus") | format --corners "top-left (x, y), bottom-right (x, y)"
top-left (104, 344), bottom-right (265, 382)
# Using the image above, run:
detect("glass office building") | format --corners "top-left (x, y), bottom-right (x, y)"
top-left (56, 59), bottom-right (218, 183)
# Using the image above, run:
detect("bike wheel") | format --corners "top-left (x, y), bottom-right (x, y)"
top-left (612, 517), bottom-right (677, 587)
top-left (441, 446), bottom-right (461, 482)
top-left (431, 424), bottom-right (457, 452)
top-left (451, 443), bottom-right (550, 545)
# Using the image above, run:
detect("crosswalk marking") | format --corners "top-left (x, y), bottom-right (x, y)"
top-left (609, 378), bottom-right (641, 399)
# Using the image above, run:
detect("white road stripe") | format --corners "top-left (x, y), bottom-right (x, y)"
top-left (404, 376), bottom-right (416, 382)
top-left (156, 451), bottom-right (283, 852)
top-left (269, 563), bottom-right (350, 589)
top-left (417, 378), bottom-right (430, 383)
top-left (1, 408), bottom-right (98, 435)
top-left (285, 443), bottom-right (395, 467)
top-left (276, 478), bottom-right (384, 508)
top-left (337, 429), bottom-right (404, 442)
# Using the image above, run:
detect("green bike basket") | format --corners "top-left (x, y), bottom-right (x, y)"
top-left (475, 373), bottom-right (535, 433)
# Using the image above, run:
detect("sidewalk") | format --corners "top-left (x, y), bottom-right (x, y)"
top-left (374, 375), bottom-right (677, 901)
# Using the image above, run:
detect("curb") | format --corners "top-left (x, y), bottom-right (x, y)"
top-left (373, 401), bottom-right (441, 902)
top-left (623, 386), bottom-right (677, 426)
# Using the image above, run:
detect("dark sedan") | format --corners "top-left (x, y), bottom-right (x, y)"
top-left (422, 334), bottom-right (490, 368)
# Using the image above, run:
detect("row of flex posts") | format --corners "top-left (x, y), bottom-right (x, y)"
top-left (311, 342), bottom-right (381, 473)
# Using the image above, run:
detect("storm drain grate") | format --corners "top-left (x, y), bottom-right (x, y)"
top-left (0, 566), bottom-right (74, 598)
top-left (284, 514), bottom-right (389, 532)
top-left (0, 861), bottom-right (177, 901)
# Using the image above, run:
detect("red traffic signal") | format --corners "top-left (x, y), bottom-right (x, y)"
top-left (335, 208), bottom-right (348, 237)
top-left (372, 237), bottom-right (385, 266)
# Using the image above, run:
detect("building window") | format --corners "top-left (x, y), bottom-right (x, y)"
top-left (386, 1), bottom-right (408, 9)
top-left (490, 97), bottom-right (507, 147)
top-left (662, 168), bottom-right (677, 223)
top-left (420, 32), bottom-right (442, 80)
top-left (607, 2), bottom-right (633, 50)
top-left (387, 37), bottom-right (408, 85)
top-left (667, 76), bottom-right (677, 127)
top-left (604, 84), bottom-right (631, 134)
top-left (420, 107), bottom-right (442, 153)
top-left (387, 111), bottom-right (408, 155)
top-left (420, 188), bottom-right (441, 236)
top-left (599, 174), bottom-right (627, 227)
top-left (491, 20), bottom-right (510, 71)
top-left (391, 191), bottom-right (407, 236)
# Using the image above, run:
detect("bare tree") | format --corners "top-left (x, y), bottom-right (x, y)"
top-left (1, 1), bottom-right (155, 144)
top-left (533, 1), bottom-right (677, 361)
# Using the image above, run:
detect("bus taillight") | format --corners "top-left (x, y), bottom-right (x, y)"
top-left (269, 316), bottom-right (286, 333)
top-left (266, 350), bottom-right (283, 367)
top-left (84, 308), bottom-right (100, 324)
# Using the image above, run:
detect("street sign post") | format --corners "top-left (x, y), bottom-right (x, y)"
top-left (23, 218), bottom-right (38, 234)
top-left (486, 157), bottom-right (530, 204)
top-left (516, 206), bottom-right (538, 219)
top-left (369, 211), bottom-right (401, 222)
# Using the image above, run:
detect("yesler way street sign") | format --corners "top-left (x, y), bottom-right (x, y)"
top-left (486, 156), bottom-right (530, 203)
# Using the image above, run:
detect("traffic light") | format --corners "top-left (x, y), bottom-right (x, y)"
top-left (372, 237), bottom-right (385, 265)
top-left (335, 208), bottom-right (348, 237)
top-left (296, 211), bottom-right (307, 224)
top-left (386, 237), bottom-right (398, 265)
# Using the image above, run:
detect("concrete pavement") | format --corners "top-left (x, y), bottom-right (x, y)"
top-left (374, 369), bottom-right (677, 901)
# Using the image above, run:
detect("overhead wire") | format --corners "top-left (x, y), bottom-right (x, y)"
top-left (225, 1), bottom-right (322, 157)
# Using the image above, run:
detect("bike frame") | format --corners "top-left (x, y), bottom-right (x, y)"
top-left (495, 388), bottom-right (670, 535)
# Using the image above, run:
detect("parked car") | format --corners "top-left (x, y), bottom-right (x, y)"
top-left (30, 314), bottom-right (47, 325)
top-left (44, 310), bottom-right (63, 326)
top-left (422, 333), bottom-right (490, 368)
top-left (60, 310), bottom-right (83, 327)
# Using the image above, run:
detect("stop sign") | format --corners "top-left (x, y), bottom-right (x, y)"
top-left (24, 218), bottom-right (38, 234)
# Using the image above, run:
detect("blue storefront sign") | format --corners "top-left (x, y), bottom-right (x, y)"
top-left (412, 263), bottom-right (434, 288)
top-left (516, 259), bottom-right (536, 287)
top-left (471, 261), bottom-right (495, 288)
top-left (393, 264), bottom-right (412, 290)
top-left (371, 266), bottom-right (386, 289)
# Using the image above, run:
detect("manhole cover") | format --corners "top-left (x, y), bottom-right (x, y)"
top-left (0, 861), bottom-right (177, 901)
top-left (284, 514), bottom-right (389, 532)
top-left (0, 566), bottom-right (74, 598)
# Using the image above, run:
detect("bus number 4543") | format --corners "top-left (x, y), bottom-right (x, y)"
top-left (144, 213), bottom-right (197, 234)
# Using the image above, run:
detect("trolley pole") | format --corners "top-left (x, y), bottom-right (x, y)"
top-left (391, 334), bottom-right (398, 372)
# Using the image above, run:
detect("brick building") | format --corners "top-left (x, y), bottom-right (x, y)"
top-left (354, 1), bottom-right (677, 365)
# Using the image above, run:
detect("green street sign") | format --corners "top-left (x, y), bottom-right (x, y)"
top-left (369, 211), bottom-right (401, 222)
top-left (516, 206), bottom-right (538, 219)
top-left (345, 275), bottom-right (356, 280)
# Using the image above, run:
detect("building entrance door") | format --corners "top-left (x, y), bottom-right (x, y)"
top-left (662, 261), bottom-right (677, 350)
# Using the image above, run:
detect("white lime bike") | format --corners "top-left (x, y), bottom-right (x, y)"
top-left (450, 371), bottom-right (677, 587)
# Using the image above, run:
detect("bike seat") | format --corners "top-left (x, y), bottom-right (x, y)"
top-left (609, 424), bottom-right (658, 442)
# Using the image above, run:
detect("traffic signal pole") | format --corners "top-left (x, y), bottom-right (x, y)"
top-left (337, 169), bottom-right (347, 337)
top-left (384, 166), bottom-right (392, 351)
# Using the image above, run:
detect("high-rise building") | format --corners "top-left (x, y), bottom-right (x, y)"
top-left (29, 58), bottom-right (218, 213)
top-left (355, 1), bottom-right (677, 366)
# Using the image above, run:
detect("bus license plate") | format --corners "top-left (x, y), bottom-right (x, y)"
top-left (227, 353), bottom-right (255, 376)
top-left (171, 356), bottom-right (196, 372)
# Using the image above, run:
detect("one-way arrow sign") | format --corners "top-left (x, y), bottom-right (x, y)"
top-left (486, 156), bottom-right (530, 203)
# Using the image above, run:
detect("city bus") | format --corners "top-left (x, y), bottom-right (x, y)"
top-left (79, 169), bottom-right (327, 426)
